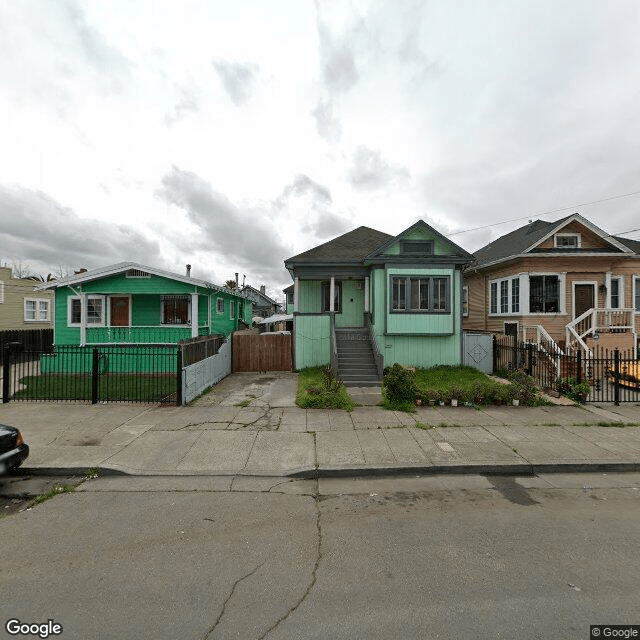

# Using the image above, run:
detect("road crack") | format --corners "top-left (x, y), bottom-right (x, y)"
top-left (203, 562), bottom-right (265, 639)
top-left (258, 481), bottom-right (322, 639)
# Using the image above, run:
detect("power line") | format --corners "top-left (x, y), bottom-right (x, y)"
top-left (447, 189), bottom-right (640, 237)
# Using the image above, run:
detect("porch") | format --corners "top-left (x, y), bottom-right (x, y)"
top-left (565, 308), bottom-right (639, 356)
top-left (84, 325), bottom-right (209, 345)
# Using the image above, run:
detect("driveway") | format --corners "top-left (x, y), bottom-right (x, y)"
top-left (192, 371), bottom-right (298, 408)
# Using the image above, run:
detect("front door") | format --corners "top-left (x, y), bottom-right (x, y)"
top-left (574, 284), bottom-right (595, 318)
top-left (110, 297), bottom-right (130, 326)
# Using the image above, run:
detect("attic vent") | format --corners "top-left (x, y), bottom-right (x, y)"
top-left (125, 269), bottom-right (150, 278)
top-left (400, 240), bottom-right (434, 255)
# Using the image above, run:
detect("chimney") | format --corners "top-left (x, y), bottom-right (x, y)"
top-left (260, 285), bottom-right (266, 294)
top-left (186, 264), bottom-right (191, 277)
top-left (242, 274), bottom-right (246, 287)
top-left (235, 272), bottom-right (239, 287)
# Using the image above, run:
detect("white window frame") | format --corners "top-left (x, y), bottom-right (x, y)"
top-left (230, 300), bottom-right (235, 319)
top-left (24, 298), bottom-right (50, 322)
top-left (462, 286), bottom-right (469, 317)
top-left (160, 295), bottom-right (191, 326)
top-left (608, 275), bottom-right (624, 309)
top-left (216, 298), bottom-right (224, 314)
top-left (554, 233), bottom-right (581, 248)
top-left (634, 276), bottom-right (640, 312)
top-left (67, 295), bottom-right (105, 327)
top-left (488, 276), bottom-right (521, 316)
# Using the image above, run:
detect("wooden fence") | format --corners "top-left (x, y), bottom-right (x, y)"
top-left (232, 333), bottom-right (293, 372)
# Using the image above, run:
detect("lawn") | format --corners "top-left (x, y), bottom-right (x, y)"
top-left (413, 365), bottom-right (489, 395)
top-left (14, 373), bottom-right (176, 402)
top-left (296, 366), bottom-right (356, 410)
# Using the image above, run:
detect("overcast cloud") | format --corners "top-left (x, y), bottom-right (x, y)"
top-left (1, 0), bottom-right (640, 301)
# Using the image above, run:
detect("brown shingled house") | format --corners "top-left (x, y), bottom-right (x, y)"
top-left (463, 213), bottom-right (640, 356)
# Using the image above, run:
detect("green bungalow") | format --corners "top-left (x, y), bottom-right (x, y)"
top-left (284, 221), bottom-right (473, 385)
top-left (36, 262), bottom-right (252, 372)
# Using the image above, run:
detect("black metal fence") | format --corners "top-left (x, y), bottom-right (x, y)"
top-left (494, 336), bottom-right (640, 404)
top-left (1, 344), bottom-right (180, 405)
top-left (0, 328), bottom-right (53, 353)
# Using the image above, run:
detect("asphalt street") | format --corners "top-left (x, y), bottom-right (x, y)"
top-left (1, 472), bottom-right (639, 640)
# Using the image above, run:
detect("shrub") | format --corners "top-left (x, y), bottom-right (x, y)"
top-left (557, 377), bottom-right (591, 402)
top-left (383, 364), bottom-right (416, 404)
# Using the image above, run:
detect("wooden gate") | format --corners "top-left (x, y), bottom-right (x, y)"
top-left (232, 334), bottom-right (293, 372)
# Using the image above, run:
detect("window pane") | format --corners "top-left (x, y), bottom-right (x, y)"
top-left (25, 300), bottom-right (36, 320)
top-left (529, 276), bottom-right (543, 313)
top-left (635, 278), bottom-right (640, 312)
top-left (410, 278), bottom-right (429, 310)
top-left (71, 299), bottom-right (81, 324)
top-left (432, 278), bottom-right (447, 311)
top-left (511, 278), bottom-right (520, 313)
top-left (392, 278), bottom-right (406, 310)
top-left (490, 282), bottom-right (498, 314)
top-left (87, 299), bottom-right (103, 324)
top-left (462, 287), bottom-right (469, 315)
top-left (38, 301), bottom-right (48, 320)
top-left (162, 296), bottom-right (189, 324)
top-left (544, 276), bottom-right (559, 312)
top-left (500, 280), bottom-right (508, 313)
top-left (230, 302), bottom-right (235, 318)
top-left (610, 279), bottom-right (620, 308)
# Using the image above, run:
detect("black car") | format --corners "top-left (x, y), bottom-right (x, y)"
top-left (0, 424), bottom-right (29, 474)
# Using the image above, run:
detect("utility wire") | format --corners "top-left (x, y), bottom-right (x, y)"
top-left (447, 189), bottom-right (640, 237)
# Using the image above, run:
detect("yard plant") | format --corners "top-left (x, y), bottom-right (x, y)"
top-left (296, 366), bottom-right (356, 410)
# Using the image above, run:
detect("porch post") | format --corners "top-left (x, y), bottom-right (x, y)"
top-left (330, 277), bottom-right (335, 312)
top-left (294, 277), bottom-right (299, 312)
top-left (80, 292), bottom-right (87, 346)
top-left (191, 293), bottom-right (198, 338)
top-left (364, 277), bottom-right (370, 313)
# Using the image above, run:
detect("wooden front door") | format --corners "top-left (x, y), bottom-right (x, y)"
top-left (574, 284), bottom-right (594, 318)
top-left (110, 297), bottom-right (130, 326)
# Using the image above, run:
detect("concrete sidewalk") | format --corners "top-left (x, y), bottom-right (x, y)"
top-left (2, 400), bottom-right (640, 478)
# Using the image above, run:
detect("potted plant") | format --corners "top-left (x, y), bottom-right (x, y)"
top-left (449, 385), bottom-right (463, 407)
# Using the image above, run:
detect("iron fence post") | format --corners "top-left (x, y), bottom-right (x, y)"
top-left (91, 347), bottom-right (99, 404)
top-left (576, 350), bottom-right (582, 385)
top-left (526, 342), bottom-right (533, 376)
top-left (2, 346), bottom-right (10, 403)
top-left (614, 348), bottom-right (620, 406)
top-left (176, 347), bottom-right (183, 406)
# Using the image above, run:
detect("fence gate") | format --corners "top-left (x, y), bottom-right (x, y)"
top-left (232, 333), bottom-right (293, 372)
top-left (463, 333), bottom-right (494, 374)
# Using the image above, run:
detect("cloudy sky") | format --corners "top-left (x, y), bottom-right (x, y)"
top-left (2, 0), bottom-right (640, 301)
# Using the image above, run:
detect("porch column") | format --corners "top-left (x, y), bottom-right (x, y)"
top-left (330, 277), bottom-right (335, 312)
top-left (364, 277), bottom-right (370, 313)
top-left (294, 277), bottom-right (299, 312)
top-left (191, 293), bottom-right (199, 338)
top-left (80, 292), bottom-right (87, 346)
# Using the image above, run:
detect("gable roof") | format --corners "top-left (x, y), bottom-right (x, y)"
top-left (364, 219), bottom-right (474, 262)
top-left (285, 226), bottom-right (393, 265)
top-left (35, 261), bottom-right (247, 297)
top-left (471, 214), bottom-right (636, 269)
top-left (241, 284), bottom-right (278, 305)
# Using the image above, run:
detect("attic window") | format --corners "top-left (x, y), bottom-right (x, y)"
top-left (400, 240), bottom-right (434, 255)
top-left (554, 234), bottom-right (580, 248)
top-left (126, 269), bottom-right (150, 278)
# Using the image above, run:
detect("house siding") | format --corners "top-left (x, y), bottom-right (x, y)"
top-left (294, 314), bottom-right (331, 368)
top-left (464, 255), bottom-right (640, 344)
top-left (0, 267), bottom-right (53, 330)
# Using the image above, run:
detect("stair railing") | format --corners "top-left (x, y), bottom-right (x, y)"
top-left (330, 314), bottom-right (339, 379)
top-left (364, 312), bottom-right (383, 380)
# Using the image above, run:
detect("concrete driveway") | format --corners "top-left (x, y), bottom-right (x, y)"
top-left (192, 372), bottom-right (298, 408)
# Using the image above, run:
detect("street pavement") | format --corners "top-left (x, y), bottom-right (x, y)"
top-left (1, 372), bottom-right (640, 477)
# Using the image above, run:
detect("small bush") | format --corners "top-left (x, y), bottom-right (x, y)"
top-left (557, 377), bottom-right (591, 402)
top-left (383, 364), bottom-right (416, 404)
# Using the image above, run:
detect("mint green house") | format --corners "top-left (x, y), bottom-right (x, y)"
top-left (284, 221), bottom-right (473, 385)
top-left (36, 262), bottom-right (252, 372)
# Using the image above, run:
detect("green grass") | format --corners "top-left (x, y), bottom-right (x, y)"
top-left (412, 365), bottom-right (491, 395)
top-left (296, 367), bottom-right (356, 411)
top-left (234, 399), bottom-right (252, 407)
top-left (14, 374), bottom-right (176, 402)
top-left (31, 484), bottom-right (76, 506)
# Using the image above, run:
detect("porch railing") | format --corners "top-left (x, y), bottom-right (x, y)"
top-left (522, 324), bottom-right (563, 377)
top-left (364, 312), bottom-right (384, 379)
top-left (85, 325), bottom-right (208, 345)
top-left (566, 308), bottom-right (636, 357)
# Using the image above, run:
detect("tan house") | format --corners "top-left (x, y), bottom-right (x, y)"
top-left (0, 266), bottom-right (53, 331)
top-left (463, 214), bottom-right (640, 356)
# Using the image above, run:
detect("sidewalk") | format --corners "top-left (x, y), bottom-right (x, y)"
top-left (2, 401), bottom-right (640, 478)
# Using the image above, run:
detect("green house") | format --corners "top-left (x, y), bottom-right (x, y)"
top-left (284, 221), bottom-right (473, 385)
top-left (35, 263), bottom-right (252, 374)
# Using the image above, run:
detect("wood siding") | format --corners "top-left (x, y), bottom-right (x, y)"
top-left (0, 267), bottom-right (53, 330)
top-left (463, 255), bottom-right (640, 344)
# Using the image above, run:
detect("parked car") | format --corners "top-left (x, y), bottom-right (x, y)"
top-left (0, 425), bottom-right (29, 474)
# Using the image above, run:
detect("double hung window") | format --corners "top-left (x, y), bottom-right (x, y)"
top-left (391, 276), bottom-right (450, 313)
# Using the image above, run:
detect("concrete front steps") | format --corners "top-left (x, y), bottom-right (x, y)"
top-left (335, 328), bottom-right (381, 388)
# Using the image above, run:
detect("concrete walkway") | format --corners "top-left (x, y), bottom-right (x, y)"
top-left (2, 394), bottom-right (640, 477)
